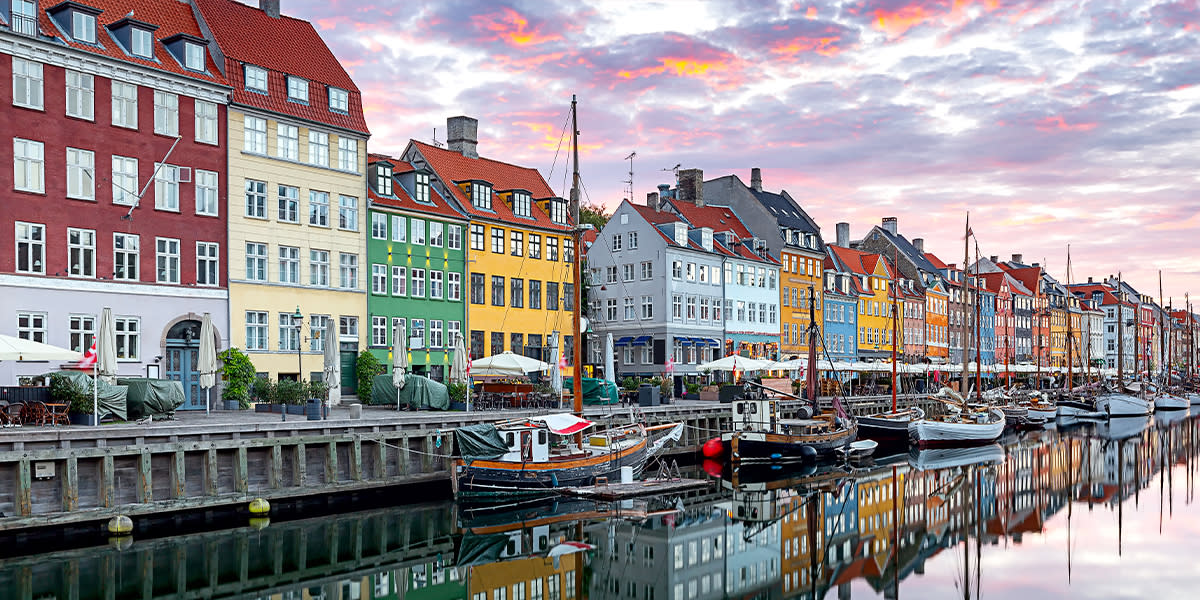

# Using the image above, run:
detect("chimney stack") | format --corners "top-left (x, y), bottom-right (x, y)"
top-left (1088, 276), bottom-right (1094, 283)
top-left (1011, 253), bottom-right (1023, 264)
top-left (446, 116), bottom-right (478, 159)
top-left (912, 238), bottom-right (924, 252)
top-left (882, 217), bottom-right (898, 235)
top-left (750, 167), bottom-right (762, 192)
top-left (989, 255), bottom-right (998, 263)
top-left (260, 0), bottom-right (281, 18)
top-left (676, 169), bottom-right (704, 206)
top-left (646, 191), bottom-right (659, 210)
top-left (836, 222), bottom-right (849, 248)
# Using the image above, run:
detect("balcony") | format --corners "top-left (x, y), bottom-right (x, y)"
top-left (10, 13), bottom-right (38, 36)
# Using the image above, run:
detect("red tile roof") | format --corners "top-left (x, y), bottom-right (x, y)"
top-left (670, 201), bottom-right (755, 239)
top-left (830, 246), bottom-right (890, 278)
top-left (365, 155), bottom-right (464, 220)
top-left (194, 0), bottom-right (368, 134)
top-left (33, 0), bottom-right (226, 86)
top-left (409, 140), bottom-right (570, 232)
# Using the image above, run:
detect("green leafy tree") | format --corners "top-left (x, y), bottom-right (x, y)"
top-left (356, 350), bottom-right (383, 400)
top-left (218, 348), bottom-right (257, 409)
top-left (579, 203), bottom-right (609, 229)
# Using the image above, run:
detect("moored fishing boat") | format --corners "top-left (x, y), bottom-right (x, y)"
top-left (1096, 389), bottom-right (1153, 417)
top-left (857, 407), bottom-right (925, 442)
top-left (908, 388), bottom-right (1006, 447)
top-left (721, 382), bottom-right (857, 462)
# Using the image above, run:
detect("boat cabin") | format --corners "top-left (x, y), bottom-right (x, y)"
top-left (498, 426), bottom-right (550, 463)
top-left (733, 398), bottom-right (779, 432)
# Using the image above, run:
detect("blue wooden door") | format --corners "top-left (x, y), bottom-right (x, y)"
top-left (166, 346), bottom-right (203, 410)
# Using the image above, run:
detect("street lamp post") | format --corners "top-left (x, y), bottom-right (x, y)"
top-left (290, 306), bottom-right (303, 422)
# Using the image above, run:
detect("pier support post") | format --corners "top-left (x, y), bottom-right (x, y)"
top-left (63, 456), bottom-right (78, 511)
top-left (270, 444), bottom-right (282, 489)
top-left (205, 449), bottom-right (218, 496)
top-left (326, 441), bottom-right (338, 484)
top-left (171, 450), bottom-right (185, 499)
top-left (102, 454), bottom-right (115, 507)
top-left (375, 438), bottom-right (387, 479)
top-left (351, 438), bottom-right (362, 481)
top-left (235, 446), bottom-right (248, 494)
top-left (16, 458), bottom-right (32, 517)
top-left (295, 442), bottom-right (307, 487)
top-left (138, 450), bottom-right (152, 503)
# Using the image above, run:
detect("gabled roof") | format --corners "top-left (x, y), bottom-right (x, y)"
top-left (869, 227), bottom-right (940, 274)
top-left (366, 153), bottom-right (465, 220)
top-left (998, 264), bottom-right (1043, 297)
top-left (829, 246), bottom-right (891, 279)
top-left (924, 252), bottom-right (949, 271)
top-left (407, 141), bottom-right (570, 232)
top-left (750, 189), bottom-right (824, 248)
top-left (625, 201), bottom-right (775, 264)
top-left (669, 201), bottom-right (756, 240)
top-left (194, 0), bottom-right (368, 134)
top-left (30, 0), bottom-right (226, 87)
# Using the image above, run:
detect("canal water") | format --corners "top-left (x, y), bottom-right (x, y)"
top-left (2, 412), bottom-right (1198, 600)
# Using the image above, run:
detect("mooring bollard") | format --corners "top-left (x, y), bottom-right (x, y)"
top-left (349, 403), bottom-right (362, 419)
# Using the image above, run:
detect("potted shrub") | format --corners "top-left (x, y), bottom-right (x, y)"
top-left (685, 382), bottom-right (701, 400)
top-left (447, 382), bottom-right (468, 410)
top-left (218, 348), bottom-right (256, 410)
top-left (306, 380), bottom-right (331, 420)
top-left (274, 379), bottom-right (307, 415)
top-left (52, 373), bottom-right (96, 425)
top-left (251, 377), bottom-right (277, 413)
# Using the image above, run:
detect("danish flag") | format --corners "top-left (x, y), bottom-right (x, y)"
top-left (78, 339), bottom-right (98, 369)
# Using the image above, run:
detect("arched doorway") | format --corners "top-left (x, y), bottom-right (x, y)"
top-left (165, 319), bottom-right (204, 410)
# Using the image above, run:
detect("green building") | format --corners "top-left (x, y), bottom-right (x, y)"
top-left (367, 155), bottom-right (468, 380)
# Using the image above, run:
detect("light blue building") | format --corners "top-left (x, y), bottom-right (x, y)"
top-left (822, 267), bottom-right (860, 364)
top-left (977, 279), bottom-right (996, 374)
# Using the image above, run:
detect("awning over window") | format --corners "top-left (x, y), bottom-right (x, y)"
top-left (677, 337), bottom-right (693, 346)
top-left (631, 335), bottom-right (653, 346)
top-left (613, 336), bottom-right (634, 347)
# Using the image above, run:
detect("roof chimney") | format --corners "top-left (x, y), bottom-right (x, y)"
top-left (882, 216), bottom-right (898, 235)
top-left (446, 116), bottom-right (478, 159)
top-left (1088, 276), bottom-right (1093, 283)
top-left (676, 168), bottom-right (704, 207)
top-left (260, 0), bottom-right (281, 18)
top-left (750, 167), bottom-right (762, 192)
top-left (989, 255), bottom-right (998, 263)
top-left (912, 238), bottom-right (924, 252)
top-left (836, 222), bottom-right (849, 248)
top-left (1011, 253), bottom-right (1023, 264)
top-left (646, 191), bottom-right (659, 210)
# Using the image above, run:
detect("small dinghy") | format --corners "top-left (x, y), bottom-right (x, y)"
top-left (839, 439), bottom-right (878, 462)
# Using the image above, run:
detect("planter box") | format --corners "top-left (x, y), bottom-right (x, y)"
top-left (450, 401), bottom-right (467, 411)
top-left (683, 393), bottom-right (700, 400)
top-left (68, 413), bottom-right (97, 426)
top-left (223, 400), bottom-right (241, 411)
top-left (253, 404), bottom-right (306, 415)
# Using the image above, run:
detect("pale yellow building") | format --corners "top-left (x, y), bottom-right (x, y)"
top-left (196, 0), bottom-right (371, 396)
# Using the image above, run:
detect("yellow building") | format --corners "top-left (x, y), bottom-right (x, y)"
top-left (829, 246), bottom-right (896, 360)
top-left (401, 120), bottom-right (574, 365)
top-left (781, 248), bottom-right (826, 357)
top-left (197, 0), bottom-right (370, 396)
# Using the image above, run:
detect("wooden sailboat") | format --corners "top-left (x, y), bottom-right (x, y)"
top-left (721, 284), bottom-right (857, 462)
top-left (451, 97), bottom-right (682, 498)
top-left (1153, 272), bottom-right (1188, 410)
top-left (908, 214), bottom-right (1006, 447)
top-left (858, 249), bottom-right (925, 444)
top-left (1096, 272), bottom-right (1154, 416)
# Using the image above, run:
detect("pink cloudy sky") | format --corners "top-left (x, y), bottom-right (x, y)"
top-left (284, 0), bottom-right (1200, 303)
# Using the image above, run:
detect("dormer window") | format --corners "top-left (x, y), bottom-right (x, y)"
top-left (244, 65), bottom-right (267, 93)
top-left (73, 11), bottom-right (96, 43)
top-left (287, 76), bottom-right (309, 103)
top-left (549, 199), bottom-right (567, 224)
top-left (184, 42), bottom-right (205, 71)
top-left (415, 173), bottom-right (431, 203)
top-left (329, 87), bottom-right (348, 113)
top-left (471, 182), bottom-right (492, 210)
top-left (131, 28), bottom-right (153, 58)
top-left (512, 191), bottom-right (531, 217)
top-left (673, 223), bottom-right (687, 247)
top-left (374, 164), bottom-right (392, 196)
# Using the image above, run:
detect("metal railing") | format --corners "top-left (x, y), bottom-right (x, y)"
top-left (10, 13), bottom-right (38, 37)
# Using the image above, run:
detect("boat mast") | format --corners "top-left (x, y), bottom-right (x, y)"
top-left (891, 249), bottom-right (899, 413)
top-left (1117, 272), bottom-right (1125, 384)
top-left (974, 242), bottom-right (982, 400)
top-left (961, 213), bottom-right (971, 399)
top-left (569, 95), bottom-right (584, 425)
top-left (1066, 246), bottom-right (1073, 398)
top-left (807, 284), bottom-right (819, 415)
top-left (1158, 271), bottom-right (1165, 385)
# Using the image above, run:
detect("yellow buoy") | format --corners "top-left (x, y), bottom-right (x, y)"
top-left (248, 498), bottom-right (271, 515)
top-left (248, 517), bottom-right (271, 530)
top-left (107, 515), bottom-right (133, 535)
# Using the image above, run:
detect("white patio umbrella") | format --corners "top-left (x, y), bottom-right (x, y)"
top-left (392, 322), bottom-right (408, 410)
top-left (323, 322), bottom-right (340, 408)
top-left (697, 355), bottom-right (774, 373)
top-left (94, 307), bottom-right (117, 424)
top-left (471, 351), bottom-right (551, 376)
top-left (450, 333), bottom-right (469, 385)
top-left (0, 334), bottom-right (80, 362)
top-left (604, 333), bottom-right (616, 387)
top-left (197, 312), bottom-right (217, 416)
top-left (548, 332), bottom-right (563, 397)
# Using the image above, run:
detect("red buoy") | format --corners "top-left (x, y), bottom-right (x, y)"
top-left (702, 437), bottom-right (724, 458)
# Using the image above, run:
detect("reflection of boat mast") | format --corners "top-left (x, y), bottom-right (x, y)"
top-left (974, 464), bottom-right (982, 600)
top-left (1118, 440), bottom-right (1124, 557)
top-left (892, 464), bottom-right (900, 599)
top-left (1068, 438), bottom-right (1074, 584)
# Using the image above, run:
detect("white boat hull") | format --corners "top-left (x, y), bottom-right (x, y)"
top-left (1155, 394), bottom-right (1189, 410)
top-left (1057, 402), bottom-right (1106, 419)
top-left (1096, 393), bottom-right (1153, 417)
top-left (1188, 393), bottom-right (1200, 406)
top-left (1026, 406), bottom-right (1057, 421)
top-left (908, 408), bottom-right (1006, 447)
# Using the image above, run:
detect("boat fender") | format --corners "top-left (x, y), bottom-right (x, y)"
top-left (770, 453), bottom-right (783, 460)
top-left (551, 473), bottom-right (559, 487)
top-left (800, 446), bottom-right (818, 460)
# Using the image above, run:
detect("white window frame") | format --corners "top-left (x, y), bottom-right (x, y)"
top-left (66, 147), bottom-right (95, 200)
top-left (391, 266), bottom-right (406, 296)
top-left (371, 315), bottom-right (388, 346)
top-left (68, 314), bottom-right (96, 353)
top-left (393, 216), bottom-right (407, 243)
top-left (153, 163), bottom-right (180, 211)
top-left (131, 28), bottom-right (153, 59)
top-left (411, 219), bottom-right (426, 245)
top-left (411, 268), bottom-right (426, 298)
top-left (13, 138), bottom-right (44, 193)
top-left (245, 242), bottom-right (267, 281)
top-left (196, 241), bottom-right (219, 287)
top-left (429, 221), bottom-right (444, 247)
top-left (337, 137), bottom-right (358, 171)
top-left (113, 233), bottom-right (139, 281)
top-left (245, 178), bottom-right (267, 218)
top-left (12, 58), bottom-right (43, 110)
top-left (65, 70), bottom-right (94, 120)
top-left (15, 221), bottom-right (44, 274)
top-left (371, 263), bottom-right (388, 295)
top-left (244, 64), bottom-right (267, 93)
top-left (111, 81), bottom-right (137, 129)
top-left (277, 184), bottom-right (299, 223)
top-left (308, 130), bottom-right (329, 167)
top-left (155, 237), bottom-right (180, 284)
top-left (447, 272), bottom-right (461, 301)
top-left (339, 252), bottom-right (358, 289)
top-left (309, 249), bottom-right (329, 286)
top-left (195, 99), bottom-right (218, 144)
top-left (245, 311), bottom-right (268, 351)
top-left (244, 115), bottom-right (267, 154)
top-left (278, 245), bottom-right (299, 284)
top-left (276, 123), bottom-right (298, 160)
top-left (153, 90), bottom-right (178, 136)
top-left (67, 227), bottom-right (96, 278)
top-left (429, 270), bottom-right (444, 299)
top-left (371, 212), bottom-right (387, 240)
top-left (448, 224), bottom-right (462, 250)
top-left (328, 87), bottom-right (349, 112)
top-left (338, 195), bottom-right (358, 231)
top-left (184, 42), bottom-right (205, 71)
top-left (72, 11), bottom-right (96, 43)
top-left (309, 190), bottom-right (329, 226)
top-left (112, 155), bottom-right (138, 205)
top-left (17, 311), bottom-right (47, 344)
top-left (195, 169), bottom-right (218, 216)
top-left (287, 76), bottom-right (309, 103)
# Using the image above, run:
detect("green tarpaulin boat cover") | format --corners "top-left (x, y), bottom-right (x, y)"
top-left (48, 371), bottom-right (128, 421)
top-left (454, 423), bottom-right (508, 463)
top-left (457, 533), bottom-right (510, 566)
top-left (117, 378), bottom-right (185, 419)
top-left (562, 377), bottom-right (620, 405)
top-left (368, 374), bottom-right (451, 410)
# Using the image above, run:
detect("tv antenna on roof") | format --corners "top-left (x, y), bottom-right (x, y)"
top-left (622, 151), bottom-right (636, 201)
top-left (432, 127), bottom-right (443, 148)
